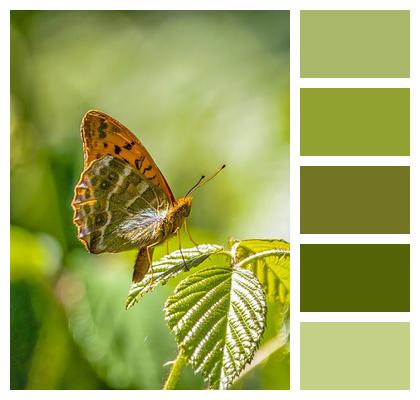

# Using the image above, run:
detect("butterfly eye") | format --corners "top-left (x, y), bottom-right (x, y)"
top-left (182, 205), bottom-right (191, 217)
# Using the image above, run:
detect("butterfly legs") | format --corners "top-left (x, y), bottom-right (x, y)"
top-left (176, 228), bottom-right (189, 272)
top-left (184, 220), bottom-right (199, 247)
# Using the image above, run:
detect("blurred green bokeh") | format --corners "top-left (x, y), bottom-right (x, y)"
top-left (10, 10), bottom-right (289, 390)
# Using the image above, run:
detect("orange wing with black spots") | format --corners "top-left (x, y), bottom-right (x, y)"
top-left (80, 110), bottom-right (176, 205)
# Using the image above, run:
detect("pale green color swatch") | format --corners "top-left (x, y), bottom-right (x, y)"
top-left (301, 322), bottom-right (410, 389)
top-left (301, 11), bottom-right (410, 77)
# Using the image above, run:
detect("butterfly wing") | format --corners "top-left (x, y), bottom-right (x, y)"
top-left (81, 110), bottom-right (176, 205)
top-left (72, 155), bottom-right (170, 254)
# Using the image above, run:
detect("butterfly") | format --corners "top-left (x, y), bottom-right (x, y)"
top-left (72, 110), bottom-right (223, 283)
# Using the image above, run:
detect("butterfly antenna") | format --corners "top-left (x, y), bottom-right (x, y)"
top-left (185, 164), bottom-right (226, 196)
top-left (185, 175), bottom-right (205, 196)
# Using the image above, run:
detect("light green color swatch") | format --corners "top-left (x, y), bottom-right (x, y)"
top-left (301, 322), bottom-right (410, 389)
top-left (301, 88), bottom-right (410, 156)
top-left (301, 11), bottom-right (410, 77)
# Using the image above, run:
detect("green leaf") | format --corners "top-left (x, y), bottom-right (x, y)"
top-left (232, 239), bottom-right (290, 304)
top-left (165, 266), bottom-right (267, 389)
top-left (232, 239), bottom-right (290, 254)
top-left (64, 250), bottom-right (178, 389)
top-left (126, 244), bottom-right (223, 310)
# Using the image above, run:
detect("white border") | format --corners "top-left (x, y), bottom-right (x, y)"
top-left (300, 78), bottom-right (411, 88)
top-left (2, 0), bottom-right (10, 396)
top-left (300, 234), bottom-right (411, 244)
top-left (290, 6), bottom-right (300, 392)
top-left (300, 313), bottom-right (411, 322)
top-left (301, 156), bottom-right (411, 166)
top-left (409, 4), bottom-right (418, 395)
top-left (2, 0), bottom-right (420, 398)
top-left (2, 0), bottom-right (417, 11)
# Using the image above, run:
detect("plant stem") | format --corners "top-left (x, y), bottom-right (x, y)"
top-left (235, 249), bottom-right (289, 270)
top-left (163, 350), bottom-right (187, 390)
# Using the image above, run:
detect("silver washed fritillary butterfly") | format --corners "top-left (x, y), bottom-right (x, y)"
top-left (71, 110), bottom-right (214, 283)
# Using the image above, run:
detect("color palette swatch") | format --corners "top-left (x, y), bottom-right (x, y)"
top-left (300, 10), bottom-right (410, 77)
top-left (300, 166), bottom-right (410, 234)
top-left (301, 88), bottom-right (410, 156)
top-left (299, 9), bottom-right (410, 391)
top-left (300, 244), bottom-right (410, 312)
top-left (300, 323), bottom-right (410, 389)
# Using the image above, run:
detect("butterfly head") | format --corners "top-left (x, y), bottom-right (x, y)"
top-left (177, 196), bottom-right (193, 217)
top-left (167, 165), bottom-right (225, 233)
top-left (166, 196), bottom-right (192, 235)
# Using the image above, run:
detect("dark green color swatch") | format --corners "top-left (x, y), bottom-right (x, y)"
top-left (301, 11), bottom-right (410, 77)
top-left (300, 244), bottom-right (410, 312)
top-left (301, 322), bottom-right (410, 389)
top-left (300, 88), bottom-right (410, 156)
top-left (300, 166), bottom-right (410, 234)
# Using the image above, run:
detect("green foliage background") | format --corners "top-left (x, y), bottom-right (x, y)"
top-left (10, 10), bottom-right (290, 390)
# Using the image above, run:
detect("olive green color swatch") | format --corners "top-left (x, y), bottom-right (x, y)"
top-left (300, 11), bottom-right (410, 77)
top-left (300, 88), bottom-right (410, 156)
top-left (301, 322), bottom-right (410, 389)
top-left (300, 166), bottom-right (410, 234)
top-left (300, 244), bottom-right (410, 312)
